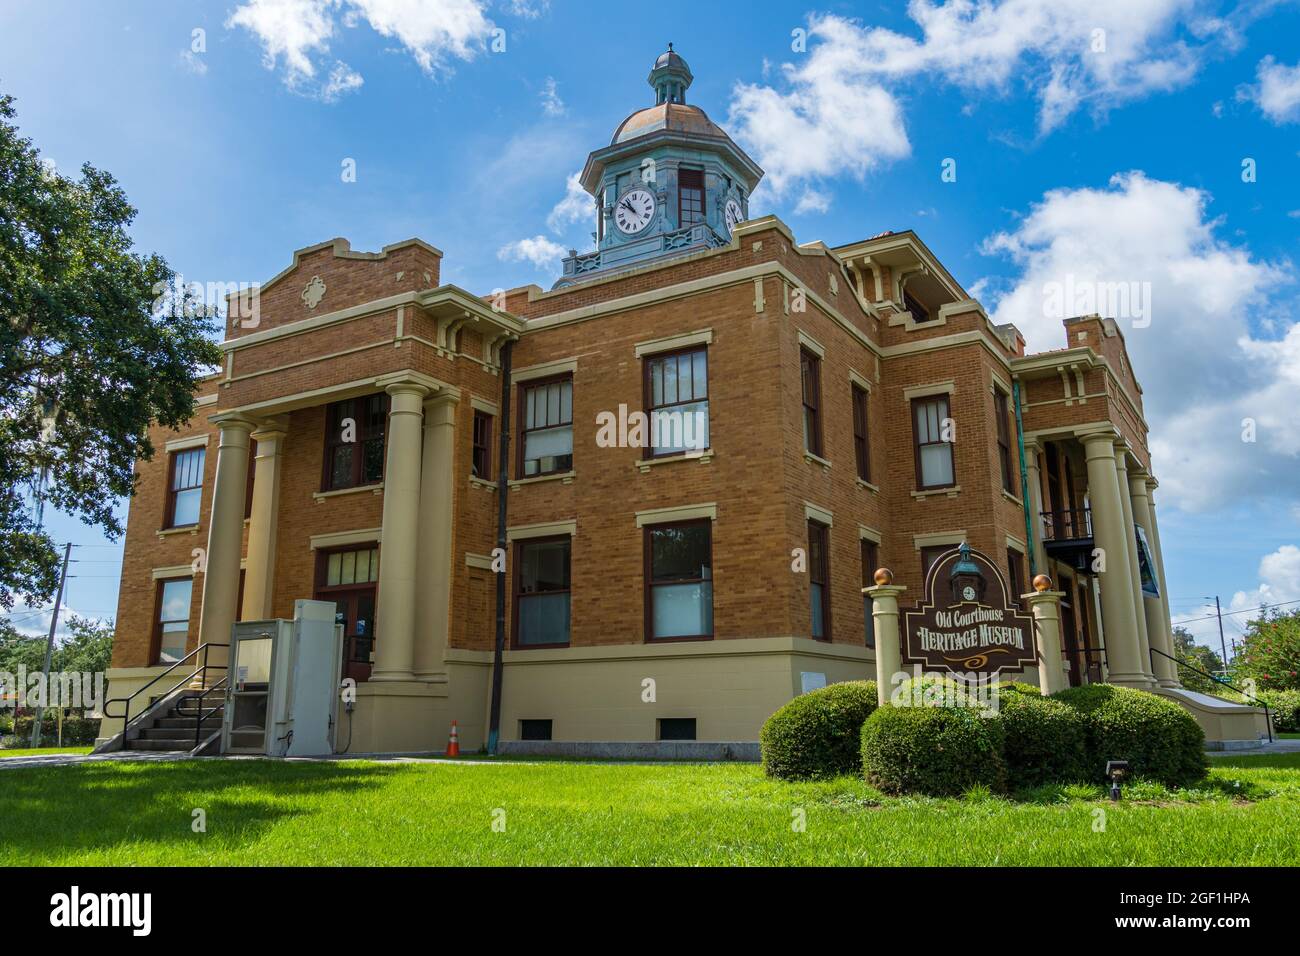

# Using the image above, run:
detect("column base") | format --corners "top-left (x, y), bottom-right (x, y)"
top-left (1158, 678), bottom-right (1182, 689)
top-left (1105, 671), bottom-right (1153, 688)
top-left (368, 670), bottom-right (416, 682)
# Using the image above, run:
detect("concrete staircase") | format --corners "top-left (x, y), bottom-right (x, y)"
top-left (122, 688), bottom-right (225, 753)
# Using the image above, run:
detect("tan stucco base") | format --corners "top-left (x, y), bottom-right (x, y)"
top-left (98, 666), bottom-right (177, 741)
top-left (1152, 687), bottom-right (1270, 747)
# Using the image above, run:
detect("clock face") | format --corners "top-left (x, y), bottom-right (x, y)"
top-left (962, 585), bottom-right (977, 602)
top-left (724, 198), bottom-right (743, 233)
top-left (614, 188), bottom-right (656, 235)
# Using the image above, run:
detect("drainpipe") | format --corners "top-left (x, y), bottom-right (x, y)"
top-left (1012, 379), bottom-right (1037, 578)
top-left (486, 339), bottom-right (513, 755)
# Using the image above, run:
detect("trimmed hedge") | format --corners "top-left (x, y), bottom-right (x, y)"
top-left (1053, 684), bottom-right (1206, 787)
top-left (8, 715), bottom-right (101, 746)
top-left (760, 681), bottom-right (878, 780)
top-left (1261, 689), bottom-right (1300, 734)
top-left (861, 703), bottom-right (1006, 796)
top-left (999, 691), bottom-right (1089, 787)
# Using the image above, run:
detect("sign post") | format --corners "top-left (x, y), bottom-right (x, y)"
top-left (864, 568), bottom-right (906, 707)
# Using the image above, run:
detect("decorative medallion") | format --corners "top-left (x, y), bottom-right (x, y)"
top-left (301, 275), bottom-right (326, 310)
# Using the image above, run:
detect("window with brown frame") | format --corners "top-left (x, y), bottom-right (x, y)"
top-left (645, 520), bottom-right (713, 640)
top-left (154, 576), bottom-right (193, 664)
top-left (1007, 548), bottom-right (1026, 606)
top-left (994, 389), bottom-right (1016, 495)
top-left (852, 383), bottom-right (871, 481)
top-left (644, 347), bottom-right (709, 458)
top-left (800, 347), bottom-right (823, 457)
top-left (678, 168), bottom-right (704, 225)
top-left (322, 393), bottom-right (389, 492)
top-left (166, 447), bottom-right (205, 528)
top-left (519, 376), bottom-right (573, 478)
top-left (808, 519), bottom-right (830, 640)
top-left (861, 539), bottom-right (879, 648)
top-left (514, 536), bottom-right (571, 647)
top-left (472, 410), bottom-right (493, 480)
top-left (920, 545), bottom-right (950, 582)
top-left (911, 395), bottom-right (955, 489)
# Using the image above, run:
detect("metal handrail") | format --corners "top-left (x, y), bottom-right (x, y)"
top-left (1151, 646), bottom-right (1272, 743)
top-left (1041, 507), bottom-right (1093, 542)
top-left (174, 675), bottom-right (230, 749)
top-left (102, 642), bottom-right (228, 732)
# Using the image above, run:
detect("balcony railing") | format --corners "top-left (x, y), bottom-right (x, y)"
top-left (1041, 507), bottom-right (1092, 543)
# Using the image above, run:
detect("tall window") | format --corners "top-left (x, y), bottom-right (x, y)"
top-left (155, 577), bottom-right (193, 663)
top-left (808, 520), bottom-right (830, 640)
top-left (472, 410), bottom-right (493, 480)
top-left (994, 389), bottom-right (1016, 495)
top-left (1007, 548), bottom-right (1026, 606)
top-left (852, 384), bottom-right (871, 481)
top-left (678, 168), bottom-right (704, 225)
top-left (645, 348), bottom-right (709, 458)
top-left (520, 377), bottom-right (573, 477)
top-left (912, 395), bottom-right (954, 489)
top-left (166, 448), bottom-right (205, 527)
top-left (515, 537), bottom-right (571, 647)
top-left (646, 521), bottom-right (713, 640)
top-left (800, 348), bottom-right (823, 457)
top-left (323, 393), bottom-right (388, 491)
top-left (315, 545), bottom-right (380, 683)
top-left (861, 539), bottom-right (878, 648)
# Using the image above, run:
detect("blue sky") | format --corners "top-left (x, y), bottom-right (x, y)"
top-left (1, 0), bottom-right (1298, 655)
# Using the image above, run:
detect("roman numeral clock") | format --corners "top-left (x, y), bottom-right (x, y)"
top-left (555, 44), bottom-right (765, 288)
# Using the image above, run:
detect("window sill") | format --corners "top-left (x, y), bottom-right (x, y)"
top-left (635, 450), bottom-right (714, 473)
top-left (803, 451), bottom-right (832, 469)
top-left (911, 485), bottom-right (961, 499)
top-left (468, 475), bottom-right (498, 492)
top-left (1001, 489), bottom-right (1023, 507)
top-left (856, 478), bottom-right (880, 494)
top-left (509, 471), bottom-right (575, 488)
top-left (156, 525), bottom-right (200, 538)
top-left (314, 483), bottom-right (384, 503)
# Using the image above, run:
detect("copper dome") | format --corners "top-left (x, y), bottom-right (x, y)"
top-left (611, 102), bottom-right (727, 145)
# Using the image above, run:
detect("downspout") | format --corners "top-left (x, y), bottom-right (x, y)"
top-left (487, 339), bottom-right (513, 755)
top-left (1012, 378), bottom-right (1037, 577)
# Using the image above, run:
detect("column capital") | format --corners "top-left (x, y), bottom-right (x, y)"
top-left (209, 412), bottom-right (259, 433)
top-left (1080, 427), bottom-right (1120, 457)
top-left (384, 381), bottom-right (431, 400)
top-left (1024, 590), bottom-right (1066, 606)
top-left (250, 414), bottom-right (289, 444)
top-left (865, 585), bottom-right (908, 601)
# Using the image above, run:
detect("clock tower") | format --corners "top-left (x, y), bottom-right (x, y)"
top-left (556, 45), bottom-right (764, 288)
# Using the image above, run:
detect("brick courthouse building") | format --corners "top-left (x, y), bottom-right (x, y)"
top-left (103, 49), bottom-right (1262, 753)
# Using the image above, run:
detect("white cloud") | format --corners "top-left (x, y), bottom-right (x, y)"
top-left (227, 0), bottom-right (496, 98)
top-left (546, 171), bottom-right (591, 233)
top-left (794, 188), bottom-right (832, 215)
top-left (179, 50), bottom-right (209, 76)
top-left (1228, 545), bottom-right (1300, 615)
top-left (729, 4), bottom-right (1228, 202)
top-left (505, 0), bottom-right (549, 18)
top-left (980, 171), bottom-right (1297, 513)
top-left (322, 61), bottom-right (364, 100)
top-left (498, 235), bottom-right (567, 271)
top-left (540, 76), bottom-right (565, 117)
top-left (1239, 55), bottom-right (1300, 124)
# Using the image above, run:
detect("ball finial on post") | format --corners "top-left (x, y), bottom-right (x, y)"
top-left (1032, 573), bottom-right (1052, 592)
top-left (873, 567), bottom-right (893, 586)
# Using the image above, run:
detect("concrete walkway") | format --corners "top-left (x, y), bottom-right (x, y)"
top-left (1208, 738), bottom-right (1300, 756)
top-left (0, 750), bottom-right (191, 770)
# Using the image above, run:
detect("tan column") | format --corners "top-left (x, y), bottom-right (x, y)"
top-left (1141, 480), bottom-right (1181, 688)
top-left (1025, 582), bottom-right (1067, 695)
top-left (865, 571), bottom-right (907, 706)
top-left (197, 414), bottom-right (256, 665)
top-left (413, 392), bottom-right (458, 680)
top-left (1082, 432), bottom-right (1146, 687)
top-left (370, 383), bottom-right (428, 682)
top-left (241, 418), bottom-right (288, 621)
top-left (1114, 444), bottom-right (1155, 685)
top-left (1023, 441), bottom-right (1048, 576)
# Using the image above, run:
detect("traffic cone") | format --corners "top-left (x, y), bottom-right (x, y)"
top-left (446, 720), bottom-right (461, 758)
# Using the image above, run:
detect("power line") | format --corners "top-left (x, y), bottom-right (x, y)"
top-left (1171, 597), bottom-right (1300, 627)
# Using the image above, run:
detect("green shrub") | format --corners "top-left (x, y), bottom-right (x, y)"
top-left (860, 703), bottom-right (1006, 796)
top-left (1053, 684), bottom-right (1206, 787)
top-left (10, 715), bottom-right (101, 746)
top-left (1261, 689), bottom-right (1300, 733)
top-left (998, 691), bottom-right (1089, 787)
top-left (760, 681), bottom-right (878, 780)
top-left (996, 681), bottom-right (1041, 697)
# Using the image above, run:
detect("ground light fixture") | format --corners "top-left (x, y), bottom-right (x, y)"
top-left (1105, 760), bottom-right (1130, 801)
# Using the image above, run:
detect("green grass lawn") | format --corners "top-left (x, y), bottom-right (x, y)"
top-left (1, 755), bottom-right (1298, 865)
top-left (0, 746), bottom-right (93, 759)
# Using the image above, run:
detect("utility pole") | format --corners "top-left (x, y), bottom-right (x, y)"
top-left (30, 542), bottom-right (72, 748)
top-left (1213, 595), bottom-right (1228, 675)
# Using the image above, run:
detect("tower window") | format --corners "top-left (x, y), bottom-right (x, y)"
top-left (678, 169), bottom-right (704, 226)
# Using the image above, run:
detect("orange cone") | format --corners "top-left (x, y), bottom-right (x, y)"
top-left (446, 720), bottom-right (460, 758)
